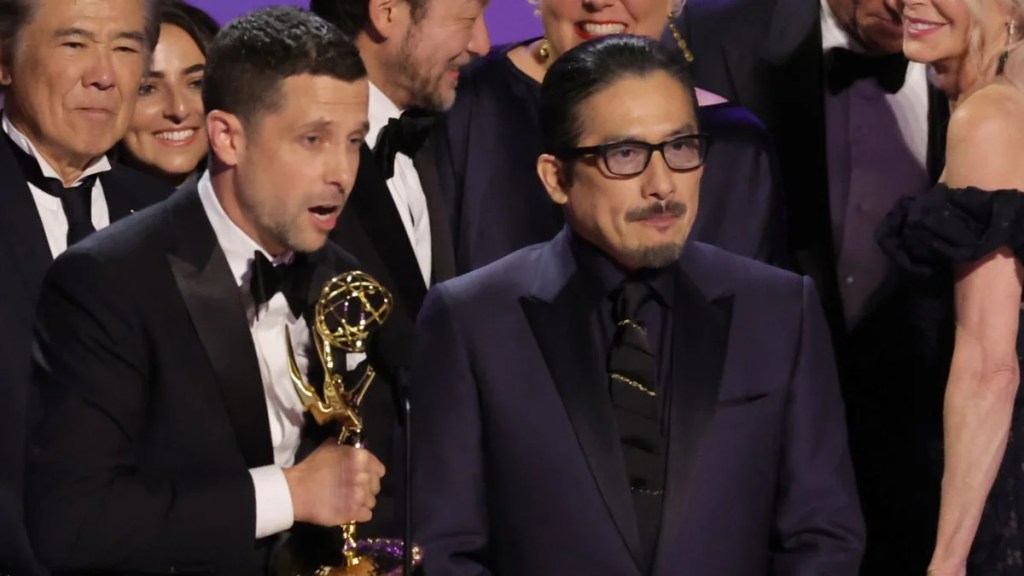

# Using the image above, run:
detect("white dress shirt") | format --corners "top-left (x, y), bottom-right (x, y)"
top-left (2, 114), bottom-right (112, 258)
top-left (367, 82), bottom-right (433, 286)
top-left (821, 0), bottom-right (932, 327)
top-left (197, 171), bottom-right (313, 539)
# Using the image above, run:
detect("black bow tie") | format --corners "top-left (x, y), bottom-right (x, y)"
top-left (249, 251), bottom-right (314, 318)
top-left (825, 48), bottom-right (909, 95)
top-left (373, 109), bottom-right (436, 180)
top-left (4, 129), bottom-right (99, 245)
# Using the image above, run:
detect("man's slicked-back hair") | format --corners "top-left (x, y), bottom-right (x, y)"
top-left (202, 6), bottom-right (366, 131)
top-left (0, 0), bottom-right (160, 67)
top-left (539, 34), bottom-right (699, 155)
top-left (309, 0), bottom-right (431, 38)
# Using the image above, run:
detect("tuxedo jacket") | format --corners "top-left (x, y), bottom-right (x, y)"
top-left (410, 230), bottom-right (865, 575)
top-left (0, 133), bottom-right (170, 576)
top-left (327, 141), bottom-right (455, 536)
top-left (678, 0), bottom-right (949, 342)
top-left (26, 185), bottom-right (356, 575)
top-left (678, 6), bottom-right (951, 569)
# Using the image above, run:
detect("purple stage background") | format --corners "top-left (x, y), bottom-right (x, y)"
top-left (189, 1), bottom-right (541, 45)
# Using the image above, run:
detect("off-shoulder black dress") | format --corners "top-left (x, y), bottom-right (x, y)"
top-left (880, 184), bottom-right (1024, 574)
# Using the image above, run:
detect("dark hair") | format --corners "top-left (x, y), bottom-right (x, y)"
top-left (309, 0), bottom-right (430, 38)
top-left (203, 6), bottom-right (367, 130)
top-left (159, 0), bottom-right (218, 56)
top-left (539, 35), bottom-right (699, 155)
top-left (0, 0), bottom-right (160, 66)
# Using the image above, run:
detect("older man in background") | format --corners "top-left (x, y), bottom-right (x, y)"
top-left (0, 0), bottom-right (169, 573)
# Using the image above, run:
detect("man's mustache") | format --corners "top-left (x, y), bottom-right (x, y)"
top-left (625, 201), bottom-right (687, 222)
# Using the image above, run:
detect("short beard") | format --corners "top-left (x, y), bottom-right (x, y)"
top-left (619, 242), bottom-right (685, 270)
top-left (237, 182), bottom-right (314, 254)
top-left (620, 200), bottom-right (688, 269)
top-left (393, 27), bottom-right (453, 112)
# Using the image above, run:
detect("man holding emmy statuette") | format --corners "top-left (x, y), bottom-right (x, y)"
top-left (308, 0), bottom-right (489, 542)
top-left (411, 36), bottom-right (865, 576)
top-left (26, 8), bottom-right (391, 575)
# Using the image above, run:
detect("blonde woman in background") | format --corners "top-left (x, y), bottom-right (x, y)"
top-left (879, 0), bottom-right (1024, 574)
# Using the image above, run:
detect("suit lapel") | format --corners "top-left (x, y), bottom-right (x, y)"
top-left (347, 144), bottom-right (427, 313)
top-left (0, 136), bottom-right (52, 295)
top-left (519, 238), bottom-right (644, 570)
top-left (415, 137), bottom-right (456, 284)
top-left (101, 168), bottom-right (145, 221)
top-left (166, 186), bottom-right (274, 468)
top-left (655, 266), bottom-right (733, 570)
top-left (766, 15), bottom-right (850, 339)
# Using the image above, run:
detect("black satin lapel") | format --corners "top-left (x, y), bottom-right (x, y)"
top-left (415, 139), bottom-right (456, 283)
top-left (101, 169), bottom-right (144, 221)
top-left (167, 190), bottom-right (273, 468)
top-left (656, 269), bottom-right (733, 565)
top-left (769, 29), bottom-right (847, 337)
top-left (305, 255), bottom-right (336, 314)
top-left (520, 275), bottom-right (643, 569)
top-left (927, 85), bottom-right (950, 183)
top-left (0, 138), bottom-right (52, 294)
top-left (348, 145), bottom-right (427, 312)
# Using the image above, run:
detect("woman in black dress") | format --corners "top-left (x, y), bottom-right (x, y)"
top-left (435, 0), bottom-right (787, 273)
top-left (878, 0), bottom-right (1024, 574)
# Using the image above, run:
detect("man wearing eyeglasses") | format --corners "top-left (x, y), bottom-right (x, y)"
top-left (409, 35), bottom-right (864, 576)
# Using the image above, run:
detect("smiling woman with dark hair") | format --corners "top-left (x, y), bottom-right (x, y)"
top-left (117, 0), bottom-right (218, 188)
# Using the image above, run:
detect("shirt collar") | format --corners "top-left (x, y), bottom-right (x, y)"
top-left (2, 113), bottom-right (112, 186)
top-left (569, 228), bottom-right (675, 307)
top-left (820, 0), bottom-right (863, 53)
top-left (367, 81), bottom-right (405, 150)
top-left (196, 170), bottom-right (293, 288)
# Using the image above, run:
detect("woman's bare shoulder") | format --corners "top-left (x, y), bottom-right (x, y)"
top-left (945, 84), bottom-right (1024, 190)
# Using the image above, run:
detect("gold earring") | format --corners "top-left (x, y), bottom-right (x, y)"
top-left (537, 37), bottom-right (552, 61)
top-left (667, 18), bottom-right (694, 64)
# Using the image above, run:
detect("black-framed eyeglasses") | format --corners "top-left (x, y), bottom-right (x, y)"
top-left (556, 134), bottom-right (711, 177)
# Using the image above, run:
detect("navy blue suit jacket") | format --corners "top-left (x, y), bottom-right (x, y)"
top-left (410, 230), bottom-right (864, 575)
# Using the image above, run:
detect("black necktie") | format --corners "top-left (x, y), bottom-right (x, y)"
top-left (249, 251), bottom-right (313, 318)
top-left (826, 48), bottom-right (909, 95)
top-left (373, 109), bottom-right (435, 180)
top-left (4, 130), bottom-right (99, 245)
top-left (608, 280), bottom-right (665, 569)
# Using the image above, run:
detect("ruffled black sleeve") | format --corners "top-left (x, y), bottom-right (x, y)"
top-left (878, 184), bottom-right (1024, 277)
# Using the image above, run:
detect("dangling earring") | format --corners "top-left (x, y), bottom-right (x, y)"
top-left (998, 20), bottom-right (1017, 75)
top-left (667, 17), bottom-right (694, 64)
top-left (537, 37), bottom-right (552, 61)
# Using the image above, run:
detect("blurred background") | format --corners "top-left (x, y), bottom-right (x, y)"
top-left (189, 1), bottom-right (541, 45)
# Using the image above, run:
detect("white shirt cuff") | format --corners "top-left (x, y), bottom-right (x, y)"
top-left (249, 465), bottom-right (295, 538)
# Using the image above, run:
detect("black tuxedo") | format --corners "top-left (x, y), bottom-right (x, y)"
top-left (26, 185), bottom-right (355, 575)
top-left (0, 133), bottom-right (169, 576)
top-left (328, 141), bottom-right (455, 537)
top-left (679, 0), bottom-right (950, 572)
top-left (679, 0), bottom-right (948, 333)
